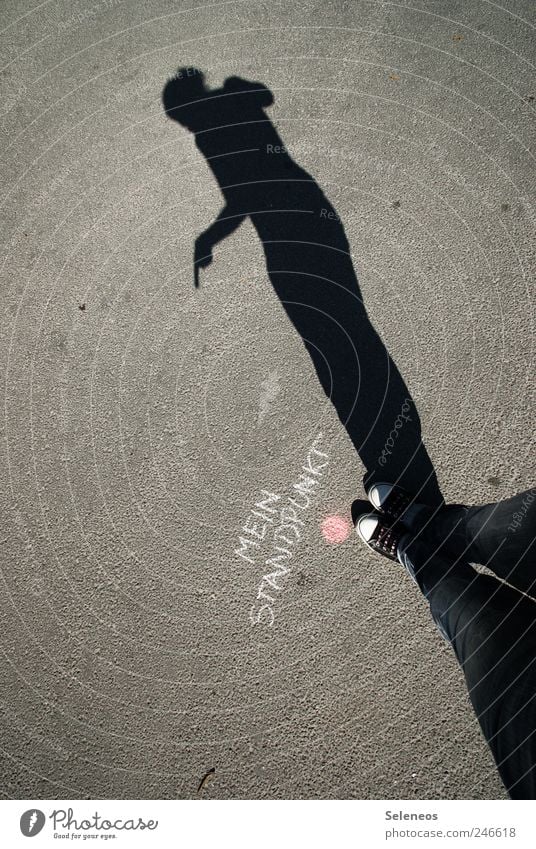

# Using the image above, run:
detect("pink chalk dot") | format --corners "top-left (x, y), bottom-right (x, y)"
top-left (321, 514), bottom-right (351, 544)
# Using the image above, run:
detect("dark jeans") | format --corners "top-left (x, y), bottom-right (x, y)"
top-left (399, 489), bottom-right (536, 799)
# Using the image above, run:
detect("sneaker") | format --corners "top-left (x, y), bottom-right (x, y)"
top-left (355, 512), bottom-right (405, 562)
top-left (366, 482), bottom-right (415, 523)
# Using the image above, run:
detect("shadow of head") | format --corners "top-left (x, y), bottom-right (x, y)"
top-left (162, 67), bottom-right (274, 134)
top-left (162, 67), bottom-right (208, 128)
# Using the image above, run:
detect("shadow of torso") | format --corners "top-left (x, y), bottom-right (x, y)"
top-left (194, 78), bottom-right (352, 270)
top-left (176, 76), bottom-right (441, 502)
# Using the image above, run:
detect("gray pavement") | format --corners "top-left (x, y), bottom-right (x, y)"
top-left (0, 0), bottom-right (534, 799)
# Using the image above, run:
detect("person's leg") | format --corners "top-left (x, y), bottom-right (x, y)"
top-left (399, 536), bottom-right (536, 799)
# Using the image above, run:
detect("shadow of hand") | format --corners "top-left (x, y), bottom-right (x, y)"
top-left (193, 234), bottom-right (214, 287)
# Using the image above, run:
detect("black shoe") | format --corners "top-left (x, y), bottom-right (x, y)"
top-left (366, 482), bottom-right (414, 523)
top-left (355, 512), bottom-right (405, 562)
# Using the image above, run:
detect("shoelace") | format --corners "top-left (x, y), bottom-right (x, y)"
top-left (384, 488), bottom-right (412, 521)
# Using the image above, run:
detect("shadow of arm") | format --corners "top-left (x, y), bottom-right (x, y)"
top-left (193, 202), bottom-right (247, 287)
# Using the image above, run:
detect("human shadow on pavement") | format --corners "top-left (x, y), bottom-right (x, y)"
top-left (162, 68), bottom-right (442, 504)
